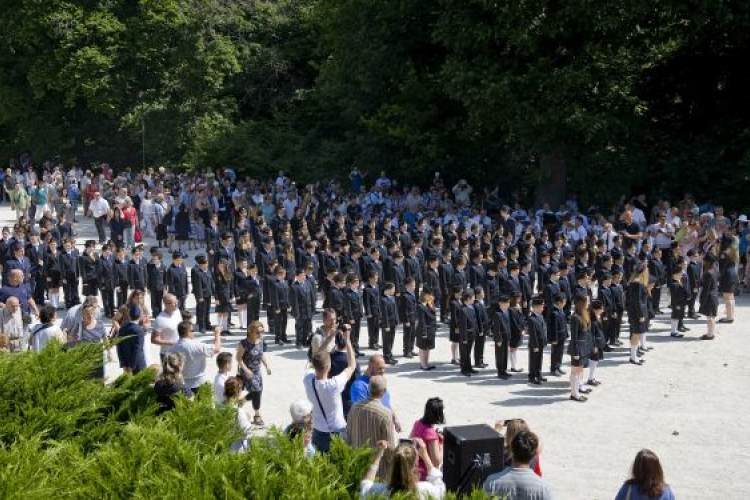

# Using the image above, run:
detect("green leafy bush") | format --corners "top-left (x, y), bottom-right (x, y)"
top-left (0, 343), bottom-right (493, 499)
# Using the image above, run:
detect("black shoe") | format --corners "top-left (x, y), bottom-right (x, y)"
top-left (275, 339), bottom-right (282, 345)
top-left (529, 378), bottom-right (542, 385)
top-left (615, 340), bottom-right (623, 346)
top-left (368, 344), bottom-right (378, 350)
top-left (409, 351), bottom-right (418, 357)
top-left (586, 379), bottom-right (601, 386)
top-left (670, 332), bottom-right (684, 338)
top-left (603, 345), bottom-right (614, 352)
top-left (510, 368), bottom-right (523, 373)
top-left (629, 358), bottom-right (644, 365)
top-left (579, 386), bottom-right (592, 394)
top-left (385, 357), bottom-right (398, 365)
top-left (718, 318), bottom-right (734, 324)
top-left (373, 343), bottom-right (382, 349)
top-left (403, 353), bottom-right (414, 358)
top-left (355, 351), bottom-right (365, 358)
top-left (700, 334), bottom-right (715, 340)
top-left (570, 395), bottom-right (588, 402)
top-left (475, 363), bottom-right (488, 369)
top-left (655, 309), bottom-right (664, 315)
top-left (450, 359), bottom-right (459, 365)
top-left (497, 372), bottom-right (511, 379)
top-left (678, 327), bottom-right (689, 332)
top-left (539, 376), bottom-right (548, 382)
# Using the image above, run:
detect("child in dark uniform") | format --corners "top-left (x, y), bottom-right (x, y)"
top-left (668, 267), bottom-right (688, 338)
top-left (508, 291), bottom-right (525, 373)
top-left (587, 300), bottom-right (606, 387)
top-left (568, 293), bottom-right (593, 402)
top-left (526, 296), bottom-right (547, 385)
top-left (448, 285), bottom-right (463, 365)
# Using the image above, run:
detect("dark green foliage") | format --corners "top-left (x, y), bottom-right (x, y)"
top-left (0, 341), bottom-right (497, 499)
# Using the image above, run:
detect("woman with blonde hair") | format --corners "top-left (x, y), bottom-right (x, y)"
top-left (154, 352), bottom-right (192, 414)
top-left (360, 438), bottom-right (445, 499)
top-left (626, 263), bottom-right (650, 365)
top-left (236, 321), bottom-right (271, 426)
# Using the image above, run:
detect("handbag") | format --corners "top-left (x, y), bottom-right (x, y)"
top-left (134, 225), bottom-right (142, 243)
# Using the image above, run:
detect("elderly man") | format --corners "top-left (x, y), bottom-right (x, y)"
top-left (87, 191), bottom-right (110, 243)
top-left (0, 297), bottom-right (26, 352)
top-left (346, 376), bottom-right (397, 478)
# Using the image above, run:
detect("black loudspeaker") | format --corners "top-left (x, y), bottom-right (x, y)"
top-left (443, 424), bottom-right (504, 494)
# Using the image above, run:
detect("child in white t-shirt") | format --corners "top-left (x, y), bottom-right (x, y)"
top-left (214, 352), bottom-right (233, 403)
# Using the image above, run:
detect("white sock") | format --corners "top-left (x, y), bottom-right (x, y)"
top-left (588, 361), bottom-right (597, 381)
top-left (640, 333), bottom-right (648, 348)
top-left (570, 373), bottom-right (578, 397)
top-left (630, 346), bottom-right (638, 361)
top-left (671, 319), bottom-right (678, 333)
top-left (239, 310), bottom-right (247, 329)
top-left (510, 351), bottom-right (518, 370)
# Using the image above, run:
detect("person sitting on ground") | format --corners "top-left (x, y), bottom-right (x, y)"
top-left (483, 430), bottom-right (553, 500)
top-left (224, 376), bottom-right (253, 452)
top-left (615, 449), bottom-right (675, 500)
top-left (360, 438), bottom-right (445, 500)
top-left (153, 352), bottom-right (192, 414)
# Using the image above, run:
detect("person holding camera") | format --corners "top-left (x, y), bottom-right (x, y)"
top-left (303, 318), bottom-right (356, 453)
top-left (360, 438), bottom-right (445, 499)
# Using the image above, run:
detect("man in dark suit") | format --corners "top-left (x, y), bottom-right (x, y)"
top-left (25, 232), bottom-right (47, 304)
top-left (60, 238), bottom-right (81, 308)
top-left (548, 293), bottom-right (568, 376)
top-left (438, 250), bottom-right (454, 323)
top-left (191, 254), bottom-right (214, 333)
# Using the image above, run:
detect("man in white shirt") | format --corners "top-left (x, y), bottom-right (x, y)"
top-left (87, 191), bottom-right (110, 243)
top-left (151, 294), bottom-right (182, 361)
top-left (169, 321), bottom-right (222, 393)
top-left (303, 324), bottom-right (356, 453)
top-left (649, 213), bottom-right (674, 250)
top-left (283, 192), bottom-right (298, 219)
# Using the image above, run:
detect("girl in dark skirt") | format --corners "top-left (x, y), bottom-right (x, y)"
top-left (508, 291), bottom-right (526, 373)
top-left (718, 234), bottom-right (739, 324)
top-left (699, 252), bottom-right (720, 340)
top-left (568, 293), bottom-right (593, 402)
top-left (626, 263), bottom-right (649, 365)
top-left (214, 259), bottom-right (233, 334)
top-left (587, 300), bottom-right (606, 387)
top-left (448, 285), bottom-right (462, 365)
top-left (415, 290), bottom-right (437, 370)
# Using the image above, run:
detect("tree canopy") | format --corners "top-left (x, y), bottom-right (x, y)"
top-left (1, 0), bottom-right (749, 206)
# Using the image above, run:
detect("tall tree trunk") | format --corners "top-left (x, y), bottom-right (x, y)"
top-left (535, 149), bottom-right (568, 208)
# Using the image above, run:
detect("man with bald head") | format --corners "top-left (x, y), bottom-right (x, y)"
top-left (346, 375), bottom-right (397, 478)
top-left (0, 296), bottom-right (25, 352)
top-left (0, 268), bottom-right (38, 320)
top-left (350, 354), bottom-right (402, 432)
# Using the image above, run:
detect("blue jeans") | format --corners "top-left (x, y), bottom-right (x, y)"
top-left (312, 428), bottom-right (345, 453)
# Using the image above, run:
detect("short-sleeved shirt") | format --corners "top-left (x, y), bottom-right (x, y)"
top-left (350, 375), bottom-right (392, 409)
top-left (169, 338), bottom-right (216, 389)
top-left (303, 372), bottom-right (348, 433)
top-left (0, 284), bottom-right (33, 313)
top-left (411, 419), bottom-right (443, 480)
top-left (154, 310), bottom-right (181, 354)
top-left (483, 467), bottom-right (554, 500)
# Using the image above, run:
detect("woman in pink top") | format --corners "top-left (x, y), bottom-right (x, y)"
top-left (409, 397), bottom-right (444, 480)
